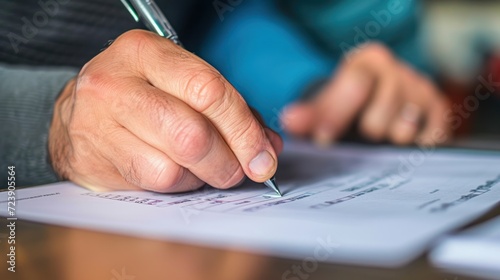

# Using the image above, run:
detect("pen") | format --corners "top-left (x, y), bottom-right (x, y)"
top-left (120, 0), bottom-right (181, 46)
top-left (120, 0), bottom-right (283, 197)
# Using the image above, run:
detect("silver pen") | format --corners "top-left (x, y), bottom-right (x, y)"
top-left (120, 0), bottom-right (282, 197)
top-left (121, 0), bottom-right (181, 46)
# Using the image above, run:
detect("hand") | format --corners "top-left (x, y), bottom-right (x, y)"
top-left (49, 30), bottom-right (283, 193)
top-left (281, 43), bottom-right (451, 146)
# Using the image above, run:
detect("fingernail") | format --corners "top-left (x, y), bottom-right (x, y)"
top-left (249, 150), bottom-right (275, 177)
top-left (314, 125), bottom-right (334, 148)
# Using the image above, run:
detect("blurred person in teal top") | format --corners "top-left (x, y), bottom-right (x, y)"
top-left (201, 0), bottom-right (448, 146)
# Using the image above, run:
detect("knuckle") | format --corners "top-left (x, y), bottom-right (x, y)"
top-left (115, 29), bottom-right (155, 51)
top-left (113, 30), bottom-right (161, 72)
top-left (183, 68), bottom-right (227, 112)
top-left (362, 43), bottom-right (394, 64)
top-left (77, 70), bottom-right (110, 94)
top-left (171, 117), bottom-right (213, 165)
top-left (76, 65), bottom-right (122, 105)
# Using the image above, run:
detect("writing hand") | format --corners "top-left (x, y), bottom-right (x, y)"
top-left (49, 30), bottom-right (282, 192)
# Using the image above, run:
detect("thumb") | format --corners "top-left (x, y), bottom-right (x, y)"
top-left (280, 102), bottom-right (315, 136)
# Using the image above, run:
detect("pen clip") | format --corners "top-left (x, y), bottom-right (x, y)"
top-left (120, 0), bottom-right (140, 22)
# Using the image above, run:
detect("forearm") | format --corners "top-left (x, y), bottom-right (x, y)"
top-left (0, 63), bottom-right (78, 187)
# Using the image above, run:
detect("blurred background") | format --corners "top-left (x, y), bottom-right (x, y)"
top-left (199, 0), bottom-right (500, 140)
top-left (3, 0), bottom-right (498, 140)
top-left (423, 0), bottom-right (500, 137)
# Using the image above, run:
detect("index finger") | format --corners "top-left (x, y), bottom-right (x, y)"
top-left (116, 30), bottom-right (278, 182)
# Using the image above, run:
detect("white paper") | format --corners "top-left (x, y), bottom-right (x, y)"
top-left (431, 217), bottom-right (500, 280)
top-left (2, 142), bottom-right (500, 267)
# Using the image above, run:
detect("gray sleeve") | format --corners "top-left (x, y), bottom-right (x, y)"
top-left (0, 63), bottom-right (79, 187)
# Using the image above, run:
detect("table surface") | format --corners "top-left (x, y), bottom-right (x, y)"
top-left (2, 138), bottom-right (500, 280)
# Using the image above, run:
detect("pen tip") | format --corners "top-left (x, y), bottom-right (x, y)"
top-left (264, 177), bottom-right (282, 197)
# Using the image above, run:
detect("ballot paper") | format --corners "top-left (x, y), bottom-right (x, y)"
top-left (431, 217), bottom-right (500, 280)
top-left (1, 142), bottom-right (500, 267)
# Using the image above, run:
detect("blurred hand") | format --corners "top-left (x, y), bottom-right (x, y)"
top-left (49, 30), bottom-right (282, 193)
top-left (281, 43), bottom-right (451, 146)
